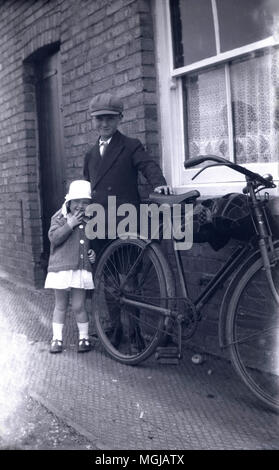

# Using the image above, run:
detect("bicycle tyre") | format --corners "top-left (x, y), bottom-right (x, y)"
top-left (93, 238), bottom-right (175, 365)
top-left (226, 247), bottom-right (279, 411)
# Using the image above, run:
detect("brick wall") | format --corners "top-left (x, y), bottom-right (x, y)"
top-left (0, 0), bottom-right (160, 287)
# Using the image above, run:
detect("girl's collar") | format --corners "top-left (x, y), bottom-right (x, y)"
top-left (61, 202), bottom-right (68, 218)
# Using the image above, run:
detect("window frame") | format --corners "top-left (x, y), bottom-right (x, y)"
top-left (153, 0), bottom-right (279, 197)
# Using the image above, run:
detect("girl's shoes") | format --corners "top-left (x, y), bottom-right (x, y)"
top-left (50, 339), bottom-right (63, 354)
top-left (78, 338), bottom-right (91, 353)
top-left (49, 338), bottom-right (91, 353)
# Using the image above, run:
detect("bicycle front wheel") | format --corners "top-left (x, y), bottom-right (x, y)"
top-left (226, 248), bottom-right (279, 411)
top-left (93, 238), bottom-right (175, 365)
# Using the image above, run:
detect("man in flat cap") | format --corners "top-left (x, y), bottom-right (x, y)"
top-left (83, 92), bottom-right (172, 348)
top-left (83, 92), bottom-right (172, 249)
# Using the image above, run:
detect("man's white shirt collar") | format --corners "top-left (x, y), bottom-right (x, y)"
top-left (99, 136), bottom-right (112, 145)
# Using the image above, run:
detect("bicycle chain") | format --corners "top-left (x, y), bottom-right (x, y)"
top-left (119, 293), bottom-right (198, 341)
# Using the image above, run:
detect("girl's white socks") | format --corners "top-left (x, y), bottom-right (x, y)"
top-left (52, 322), bottom-right (64, 341)
top-left (77, 321), bottom-right (89, 340)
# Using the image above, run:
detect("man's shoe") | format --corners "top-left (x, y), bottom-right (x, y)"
top-left (78, 338), bottom-right (91, 353)
top-left (49, 339), bottom-right (63, 354)
top-left (130, 342), bottom-right (141, 355)
top-left (130, 326), bottom-right (145, 353)
top-left (109, 325), bottom-right (123, 348)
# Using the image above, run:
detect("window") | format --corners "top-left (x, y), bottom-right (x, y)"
top-left (170, 0), bottom-right (279, 67)
top-left (216, 0), bottom-right (277, 52)
top-left (154, 0), bottom-right (279, 194)
top-left (170, 0), bottom-right (216, 67)
top-left (184, 49), bottom-right (279, 164)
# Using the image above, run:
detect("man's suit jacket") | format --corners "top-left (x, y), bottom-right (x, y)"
top-left (83, 130), bottom-right (167, 210)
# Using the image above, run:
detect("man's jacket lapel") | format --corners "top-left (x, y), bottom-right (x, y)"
top-left (93, 131), bottom-right (124, 189)
top-left (88, 144), bottom-right (102, 188)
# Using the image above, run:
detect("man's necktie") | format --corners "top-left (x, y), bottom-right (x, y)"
top-left (99, 141), bottom-right (109, 156)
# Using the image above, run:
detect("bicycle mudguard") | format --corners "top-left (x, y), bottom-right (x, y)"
top-left (115, 231), bottom-right (161, 244)
top-left (218, 239), bottom-right (279, 348)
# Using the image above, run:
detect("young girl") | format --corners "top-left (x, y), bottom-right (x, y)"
top-left (45, 180), bottom-right (96, 354)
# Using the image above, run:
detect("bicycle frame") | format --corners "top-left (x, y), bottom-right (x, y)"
top-left (116, 155), bottom-right (278, 343)
top-left (119, 237), bottom-right (252, 321)
top-left (120, 180), bottom-right (278, 324)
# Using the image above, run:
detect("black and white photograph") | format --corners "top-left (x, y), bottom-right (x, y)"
top-left (0, 0), bottom-right (279, 453)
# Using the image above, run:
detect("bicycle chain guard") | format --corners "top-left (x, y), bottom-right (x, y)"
top-left (164, 297), bottom-right (198, 342)
top-left (176, 298), bottom-right (198, 341)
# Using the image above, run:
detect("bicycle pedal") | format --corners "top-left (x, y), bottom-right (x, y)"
top-left (156, 357), bottom-right (180, 365)
top-left (155, 346), bottom-right (182, 364)
top-left (156, 346), bottom-right (179, 355)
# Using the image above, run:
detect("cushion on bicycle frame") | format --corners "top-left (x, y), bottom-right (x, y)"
top-left (149, 192), bottom-right (255, 250)
top-left (191, 193), bottom-right (254, 250)
top-left (191, 200), bottom-right (230, 250)
top-left (212, 193), bottom-right (254, 240)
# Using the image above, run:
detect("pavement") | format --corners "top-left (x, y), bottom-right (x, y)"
top-left (0, 277), bottom-right (279, 450)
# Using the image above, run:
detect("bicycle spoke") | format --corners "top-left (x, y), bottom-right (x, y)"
top-left (103, 259), bottom-right (120, 288)
top-left (122, 250), bottom-right (143, 285)
top-left (228, 325), bottom-right (279, 346)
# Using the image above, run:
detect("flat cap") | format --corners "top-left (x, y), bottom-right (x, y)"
top-left (89, 93), bottom-right (123, 116)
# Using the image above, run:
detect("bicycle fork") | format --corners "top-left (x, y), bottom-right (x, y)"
top-left (259, 237), bottom-right (279, 305)
top-left (249, 183), bottom-right (279, 305)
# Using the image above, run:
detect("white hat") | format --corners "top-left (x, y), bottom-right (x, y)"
top-left (65, 180), bottom-right (91, 202)
top-left (61, 180), bottom-right (91, 217)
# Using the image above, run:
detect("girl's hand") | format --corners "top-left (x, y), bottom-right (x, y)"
top-left (88, 249), bottom-right (96, 264)
top-left (67, 209), bottom-right (84, 229)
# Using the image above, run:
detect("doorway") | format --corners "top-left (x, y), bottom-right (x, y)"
top-left (35, 49), bottom-right (66, 264)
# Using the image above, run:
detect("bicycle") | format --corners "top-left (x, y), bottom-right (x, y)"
top-left (92, 154), bottom-right (279, 412)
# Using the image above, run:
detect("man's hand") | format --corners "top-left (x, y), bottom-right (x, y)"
top-left (153, 185), bottom-right (173, 195)
top-left (88, 249), bottom-right (96, 264)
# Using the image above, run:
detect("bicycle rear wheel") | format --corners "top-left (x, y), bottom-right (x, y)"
top-left (93, 238), bottom-right (175, 365)
top-left (226, 248), bottom-right (279, 411)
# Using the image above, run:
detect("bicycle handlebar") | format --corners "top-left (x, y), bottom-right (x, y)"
top-left (184, 154), bottom-right (276, 188)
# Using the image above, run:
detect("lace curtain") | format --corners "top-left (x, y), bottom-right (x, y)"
top-left (184, 48), bottom-right (279, 163)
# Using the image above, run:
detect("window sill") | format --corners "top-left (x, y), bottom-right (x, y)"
top-left (174, 181), bottom-right (279, 199)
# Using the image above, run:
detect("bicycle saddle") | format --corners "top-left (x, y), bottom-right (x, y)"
top-left (148, 190), bottom-right (200, 206)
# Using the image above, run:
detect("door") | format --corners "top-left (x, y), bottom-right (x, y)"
top-left (36, 50), bottom-right (66, 261)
